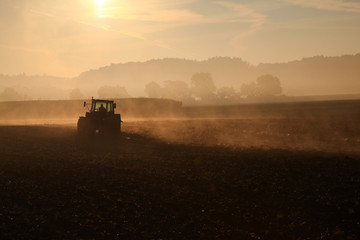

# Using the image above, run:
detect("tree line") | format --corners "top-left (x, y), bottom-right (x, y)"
top-left (0, 72), bottom-right (283, 105)
top-left (144, 72), bottom-right (283, 105)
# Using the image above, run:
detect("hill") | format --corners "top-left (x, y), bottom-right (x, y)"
top-left (76, 54), bottom-right (360, 96)
top-left (0, 54), bottom-right (359, 100)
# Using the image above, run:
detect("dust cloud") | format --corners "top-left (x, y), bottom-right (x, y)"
top-left (124, 100), bottom-right (360, 155)
top-left (1, 98), bottom-right (359, 155)
top-left (124, 117), bottom-right (360, 155)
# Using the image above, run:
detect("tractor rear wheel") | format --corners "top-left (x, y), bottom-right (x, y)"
top-left (77, 117), bottom-right (93, 136)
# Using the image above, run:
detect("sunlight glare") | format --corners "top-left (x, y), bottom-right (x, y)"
top-left (95, 0), bottom-right (107, 7)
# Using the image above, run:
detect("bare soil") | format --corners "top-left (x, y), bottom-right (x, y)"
top-left (0, 122), bottom-right (359, 239)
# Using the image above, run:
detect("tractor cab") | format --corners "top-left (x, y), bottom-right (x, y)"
top-left (85, 99), bottom-right (117, 114)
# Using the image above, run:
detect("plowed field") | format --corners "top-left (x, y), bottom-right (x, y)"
top-left (0, 120), bottom-right (359, 239)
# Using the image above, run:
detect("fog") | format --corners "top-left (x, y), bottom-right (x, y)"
top-left (1, 0), bottom-right (359, 104)
top-left (0, 98), bottom-right (359, 155)
top-left (1, 33), bottom-right (360, 153)
top-left (1, 54), bottom-right (360, 104)
top-left (1, 1), bottom-right (360, 238)
top-left (0, 98), bottom-right (183, 122)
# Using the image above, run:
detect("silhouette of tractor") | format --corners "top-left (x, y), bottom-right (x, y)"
top-left (77, 98), bottom-right (122, 135)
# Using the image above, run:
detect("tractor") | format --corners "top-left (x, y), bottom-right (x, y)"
top-left (77, 98), bottom-right (122, 135)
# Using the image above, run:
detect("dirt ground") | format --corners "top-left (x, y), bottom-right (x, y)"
top-left (0, 101), bottom-right (360, 239)
top-left (0, 125), bottom-right (359, 239)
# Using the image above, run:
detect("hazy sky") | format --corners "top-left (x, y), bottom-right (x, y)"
top-left (1, 0), bottom-right (359, 77)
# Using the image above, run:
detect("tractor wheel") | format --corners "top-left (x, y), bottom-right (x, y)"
top-left (77, 117), bottom-right (93, 136)
top-left (103, 121), bottom-right (121, 136)
top-left (101, 121), bottom-right (121, 136)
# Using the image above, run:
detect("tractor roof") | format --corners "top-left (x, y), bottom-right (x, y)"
top-left (93, 99), bottom-right (115, 103)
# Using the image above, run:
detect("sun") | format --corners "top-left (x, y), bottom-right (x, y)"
top-left (94, 0), bottom-right (107, 8)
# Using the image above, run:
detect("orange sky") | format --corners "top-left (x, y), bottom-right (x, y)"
top-left (0, 0), bottom-right (359, 77)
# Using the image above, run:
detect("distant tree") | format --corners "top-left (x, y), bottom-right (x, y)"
top-left (162, 80), bottom-right (192, 101)
top-left (0, 88), bottom-right (24, 101)
top-left (190, 72), bottom-right (216, 101)
top-left (217, 87), bottom-right (236, 100)
top-left (256, 74), bottom-right (282, 96)
top-left (144, 82), bottom-right (162, 98)
top-left (240, 82), bottom-right (257, 98)
top-left (240, 74), bottom-right (282, 98)
top-left (98, 85), bottom-right (129, 98)
top-left (69, 88), bottom-right (85, 100)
